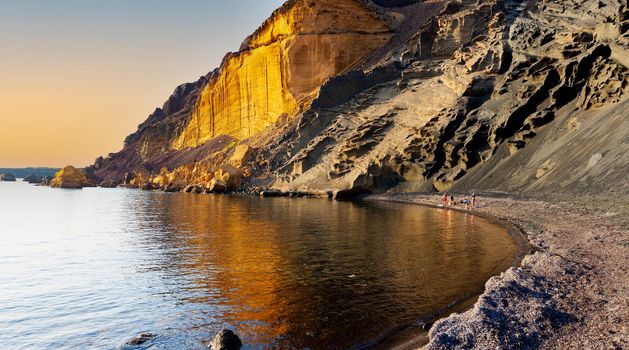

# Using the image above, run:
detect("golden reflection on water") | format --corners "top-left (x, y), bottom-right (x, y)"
top-left (0, 183), bottom-right (518, 349)
top-left (138, 194), bottom-right (517, 349)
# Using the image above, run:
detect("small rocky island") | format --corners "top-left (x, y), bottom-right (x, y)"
top-left (0, 173), bottom-right (17, 182)
top-left (49, 166), bottom-right (95, 189)
top-left (23, 174), bottom-right (43, 184)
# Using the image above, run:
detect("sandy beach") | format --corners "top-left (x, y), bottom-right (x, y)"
top-left (367, 192), bottom-right (629, 349)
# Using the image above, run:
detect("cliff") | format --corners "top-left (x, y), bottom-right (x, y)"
top-left (92, 0), bottom-right (629, 197)
top-left (172, 0), bottom-right (393, 149)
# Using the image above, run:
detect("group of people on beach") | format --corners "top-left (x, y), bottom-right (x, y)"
top-left (442, 192), bottom-right (477, 209)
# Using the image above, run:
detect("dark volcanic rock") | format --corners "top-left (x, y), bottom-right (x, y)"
top-left (0, 173), bottom-right (17, 182)
top-left (23, 174), bottom-right (43, 184)
top-left (372, 0), bottom-right (422, 7)
top-left (99, 180), bottom-right (118, 188)
top-left (125, 332), bottom-right (156, 346)
top-left (208, 329), bottom-right (242, 350)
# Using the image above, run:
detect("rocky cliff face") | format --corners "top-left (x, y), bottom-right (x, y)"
top-left (172, 0), bottom-right (393, 149)
top-left (93, 0), bottom-right (629, 196)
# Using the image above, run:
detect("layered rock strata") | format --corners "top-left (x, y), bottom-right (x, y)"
top-left (91, 0), bottom-right (628, 197)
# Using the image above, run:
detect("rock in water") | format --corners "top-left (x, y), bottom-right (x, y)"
top-left (0, 173), bottom-right (16, 182)
top-left (50, 166), bottom-right (95, 189)
top-left (207, 178), bottom-right (227, 194)
top-left (208, 329), bottom-right (242, 350)
top-left (23, 174), bottom-right (43, 184)
top-left (125, 332), bottom-right (156, 346)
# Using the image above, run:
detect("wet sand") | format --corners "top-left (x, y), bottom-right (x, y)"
top-left (366, 192), bottom-right (629, 349)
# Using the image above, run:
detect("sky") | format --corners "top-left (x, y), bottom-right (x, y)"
top-left (0, 0), bottom-right (285, 168)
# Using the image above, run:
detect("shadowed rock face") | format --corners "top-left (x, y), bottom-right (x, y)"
top-left (93, 0), bottom-right (629, 196)
top-left (23, 174), bottom-right (43, 184)
top-left (0, 173), bottom-right (16, 182)
top-left (372, 0), bottom-right (422, 7)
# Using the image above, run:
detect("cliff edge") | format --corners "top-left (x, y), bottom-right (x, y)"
top-left (91, 0), bottom-right (629, 197)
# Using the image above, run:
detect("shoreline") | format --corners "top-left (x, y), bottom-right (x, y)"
top-left (365, 192), bottom-right (628, 349)
top-left (358, 194), bottom-right (531, 350)
top-left (14, 181), bottom-right (629, 348)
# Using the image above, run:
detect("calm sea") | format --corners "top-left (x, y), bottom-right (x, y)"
top-left (0, 180), bottom-right (517, 349)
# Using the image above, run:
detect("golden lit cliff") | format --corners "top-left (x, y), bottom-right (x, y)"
top-left (93, 0), bottom-right (628, 198)
top-left (171, 0), bottom-right (392, 149)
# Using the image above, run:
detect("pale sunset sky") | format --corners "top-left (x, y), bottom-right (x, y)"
top-left (0, 0), bottom-right (285, 168)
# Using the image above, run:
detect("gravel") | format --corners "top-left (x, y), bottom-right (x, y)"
top-left (366, 193), bottom-right (629, 350)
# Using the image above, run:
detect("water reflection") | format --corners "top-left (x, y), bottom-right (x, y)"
top-left (126, 194), bottom-right (517, 349)
top-left (0, 183), bottom-right (517, 350)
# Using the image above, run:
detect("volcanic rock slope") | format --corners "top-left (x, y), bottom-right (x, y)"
top-left (93, 0), bottom-right (629, 196)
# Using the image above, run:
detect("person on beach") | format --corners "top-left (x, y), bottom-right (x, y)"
top-left (449, 195), bottom-right (455, 205)
top-left (472, 193), bottom-right (477, 207)
top-left (443, 192), bottom-right (448, 206)
top-left (462, 198), bottom-right (471, 209)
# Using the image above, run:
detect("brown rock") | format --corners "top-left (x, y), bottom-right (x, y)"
top-left (172, 0), bottom-right (392, 149)
top-left (214, 164), bottom-right (242, 190)
top-left (90, 0), bottom-right (629, 199)
top-left (229, 144), bottom-right (253, 168)
top-left (99, 180), bottom-right (117, 188)
top-left (50, 166), bottom-right (94, 189)
top-left (207, 179), bottom-right (227, 193)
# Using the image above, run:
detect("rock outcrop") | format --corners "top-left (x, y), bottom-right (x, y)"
top-left (208, 329), bottom-right (242, 350)
top-left (91, 0), bottom-right (628, 197)
top-left (50, 166), bottom-right (95, 189)
top-left (23, 174), bottom-right (43, 184)
top-left (0, 173), bottom-right (16, 182)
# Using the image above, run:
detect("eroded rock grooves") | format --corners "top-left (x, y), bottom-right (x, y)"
top-left (90, 0), bottom-right (628, 198)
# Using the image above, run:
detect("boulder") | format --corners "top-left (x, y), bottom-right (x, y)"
top-left (184, 184), bottom-right (204, 194)
top-left (214, 164), bottom-right (242, 190)
top-left (229, 144), bottom-right (253, 168)
top-left (207, 178), bottom-right (227, 193)
top-left (208, 329), bottom-right (242, 350)
top-left (0, 173), bottom-right (17, 182)
top-left (41, 176), bottom-right (53, 186)
top-left (125, 332), bottom-right (156, 346)
top-left (23, 174), bottom-right (43, 184)
top-left (99, 180), bottom-right (118, 188)
top-left (50, 166), bottom-right (94, 189)
top-left (164, 183), bottom-right (184, 192)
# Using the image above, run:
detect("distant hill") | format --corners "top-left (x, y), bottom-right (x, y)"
top-left (0, 167), bottom-right (59, 179)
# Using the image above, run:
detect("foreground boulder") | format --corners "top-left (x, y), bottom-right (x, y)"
top-left (50, 166), bottom-right (95, 189)
top-left (208, 329), bottom-right (241, 350)
top-left (207, 178), bottom-right (227, 193)
top-left (0, 173), bottom-right (16, 182)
